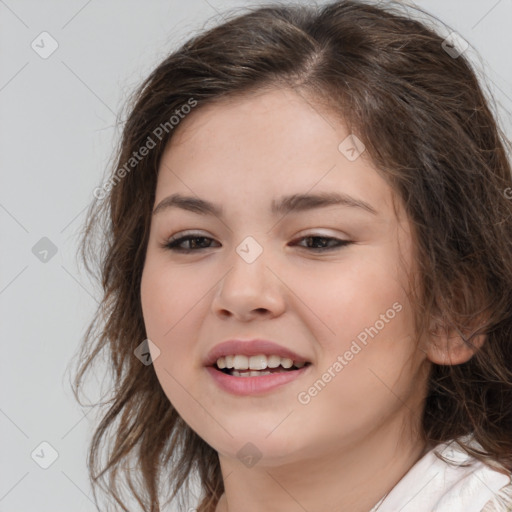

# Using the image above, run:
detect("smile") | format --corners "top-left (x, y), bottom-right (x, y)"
top-left (217, 354), bottom-right (308, 375)
top-left (206, 360), bottom-right (312, 396)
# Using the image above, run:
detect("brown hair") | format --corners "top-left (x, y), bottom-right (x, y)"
top-left (70, 1), bottom-right (512, 510)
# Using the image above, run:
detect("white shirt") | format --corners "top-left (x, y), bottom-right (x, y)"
top-left (370, 438), bottom-right (512, 512)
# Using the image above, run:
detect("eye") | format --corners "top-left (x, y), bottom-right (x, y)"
top-left (163, 232), bottom-right (220, 252)
top-left (162, 232), bottom-right (353, 253)
top-left (291, 235), bottom-right (353, 252)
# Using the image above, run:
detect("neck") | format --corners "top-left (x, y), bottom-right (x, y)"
top-left (214, 411), bottom-right (428, 512)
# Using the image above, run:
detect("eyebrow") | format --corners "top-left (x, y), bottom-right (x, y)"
top-left (152, 191), bottom-right (378, 217)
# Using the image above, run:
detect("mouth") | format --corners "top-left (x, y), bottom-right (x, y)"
top-left (203, 340), bottom-right (312, 394)
top-left (213, 357), bottom-right (312, 377)
top-left (206, 359), bottom-right (312, 396)
top-left (207, 353), bottom-right (313, 394)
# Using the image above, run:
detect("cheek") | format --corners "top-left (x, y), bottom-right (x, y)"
top-left (140, 259), bottom-right (203, 393)
top-left (293, 248), bottom-right (418, 395)
top-left (140, 258), bottom-right (203, 338)
top-left (140, 260), bottom-right (209, 425)
top-left (291, 253), bottom-right (410, 344)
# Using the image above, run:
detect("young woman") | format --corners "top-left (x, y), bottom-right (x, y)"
top-left (72, 1), bottom-right (512, 511)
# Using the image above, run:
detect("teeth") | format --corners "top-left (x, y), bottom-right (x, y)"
top-left (216, 354), bottom-right (307, 370)
top-left (267, 355), bottom-right (281, 368)
top-left (232, 370), bottom-right (273, 377)
top-left (233, 355), bottom-right (249, 370)
top-left (281, 358), bottom-right (293, 369)
top-left (250, 355), bottom-right (268, 370)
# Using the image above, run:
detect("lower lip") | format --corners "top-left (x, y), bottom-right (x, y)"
top-left (205, 365), bottom-right (311, 396)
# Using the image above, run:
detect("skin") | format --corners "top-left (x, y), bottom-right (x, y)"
top-left (140, 87), bottom-right (477, 512)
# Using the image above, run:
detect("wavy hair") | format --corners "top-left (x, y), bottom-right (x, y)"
top-left (70, 1), bottom-right (512, 510)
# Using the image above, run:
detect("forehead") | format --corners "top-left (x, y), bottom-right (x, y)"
top-left (155, 87), bottom-right (398, 221)
top-left (168, 87), bottom-right (341, 156)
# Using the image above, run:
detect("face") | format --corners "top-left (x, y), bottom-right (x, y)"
top-left (140, 87), bottom-right (430, 467)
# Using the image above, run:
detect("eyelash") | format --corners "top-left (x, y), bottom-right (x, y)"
top-left (162, 233), bottom-right (353, 253)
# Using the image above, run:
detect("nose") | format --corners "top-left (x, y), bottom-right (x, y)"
top-left (210, 243), bottom-right (286, 321)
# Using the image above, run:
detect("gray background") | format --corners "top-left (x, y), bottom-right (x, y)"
top-left (1, 0), bottom-right (511, 510)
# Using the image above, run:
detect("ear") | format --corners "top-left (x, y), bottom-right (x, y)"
top-left (425, 317), bottom-right (487, 365)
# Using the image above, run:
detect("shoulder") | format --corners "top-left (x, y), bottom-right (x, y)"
top-left (431, 438), bottom-right (512, 512)
top-left (480, 481), bottom-right (512, 512)
top-left (375, 437), bottom-right (512, 512)
top-left (432, 437), bottom-right (512, 512)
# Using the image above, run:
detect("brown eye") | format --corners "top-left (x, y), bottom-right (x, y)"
top-left (291, 236), bottom-right (353, 252)
top-left (164, 234), bottom-right (220, 252)
top-left (162, 233), bottom-right (353, 253)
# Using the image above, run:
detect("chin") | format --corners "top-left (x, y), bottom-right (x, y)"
top-left (207, 426), bottom-right (308, 466)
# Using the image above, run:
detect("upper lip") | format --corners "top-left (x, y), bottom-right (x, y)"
top-left (204, 339), bottom-right (311, 367)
